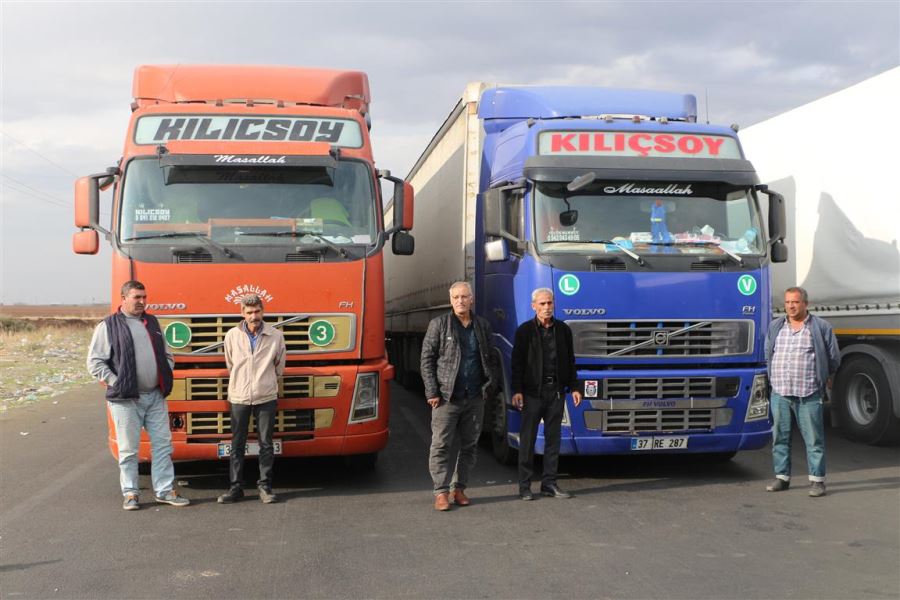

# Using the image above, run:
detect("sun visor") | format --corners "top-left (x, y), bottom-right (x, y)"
top-left (523, 156), bottom-right (759, 186)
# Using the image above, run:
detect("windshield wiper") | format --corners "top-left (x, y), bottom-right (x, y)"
top-left (122, 232), bottom-right (236, 258)
top-left (236, 231), bottom-right (349, 258)
top-left (654, 240), bottom-right (743, 265)
top-left (547, 239), bottom-right (645, 266)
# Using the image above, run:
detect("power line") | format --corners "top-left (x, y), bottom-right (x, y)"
top-left (1, 173), bottom-right (69, 207)
top-left (0, 130), bottom-right (80, 178)
top-left (1, 178), bottom-right (110, 217)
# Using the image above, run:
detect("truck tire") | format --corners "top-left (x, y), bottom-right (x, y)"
top-left (491, 398), bottom-right (517, 465)
top-left (834, 355), bottom-right (900, 445)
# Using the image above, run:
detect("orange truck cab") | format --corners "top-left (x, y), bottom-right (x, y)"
top-left (74, 65), bottom-right (415, 465)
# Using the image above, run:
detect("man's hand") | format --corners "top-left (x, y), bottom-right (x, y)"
top-left (427, 397), bottom-right (442, 409)
top-left (512, 393), bottom-right (524, 410)
top-left (826, 377), bottom-right (834, 390)
top-left (571, 390), bottom-right (582, 407)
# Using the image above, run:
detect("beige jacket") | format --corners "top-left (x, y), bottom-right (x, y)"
top-left (224, 321), bottom-right (286, 405)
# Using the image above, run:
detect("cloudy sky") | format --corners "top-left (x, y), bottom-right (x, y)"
top-left (1, 1), bottom-right (897, 304)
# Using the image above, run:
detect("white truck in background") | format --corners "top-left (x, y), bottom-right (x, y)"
top-left (740, 67), bottom-right (900, 444)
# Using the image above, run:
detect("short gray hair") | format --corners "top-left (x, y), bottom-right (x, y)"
top-left (531, 287), bottom-right (554, 302)
top-left (785, 286), bottom-right (808, 303)
top-left (449, 281), bottom-right (473, 295)
top-left (240, 294), bottom-right (264, 309)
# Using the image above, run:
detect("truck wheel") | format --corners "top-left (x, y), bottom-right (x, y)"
top-left (491, 399), bottom-right (517, 465)
top-left (834, 356), bottom-right (900, 445)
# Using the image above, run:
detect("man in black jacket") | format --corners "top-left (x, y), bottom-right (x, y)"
top-left (420, 282), bottom-right (499, 511)
top-left (512, 287), bottom-right (582, 500)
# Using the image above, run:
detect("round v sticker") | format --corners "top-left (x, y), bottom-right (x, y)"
top-left (737, 275), bottom-right (757, 296)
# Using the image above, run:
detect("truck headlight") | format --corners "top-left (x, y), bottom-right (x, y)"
top-left (349, 372), bottom-right (379, 423)
top-left (745, 374), bottom-right (769, 421)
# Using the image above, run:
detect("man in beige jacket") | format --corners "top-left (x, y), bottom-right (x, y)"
top-left (218, 294), bottom-right (286, 504)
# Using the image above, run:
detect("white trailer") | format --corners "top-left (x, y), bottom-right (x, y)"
top-left (383, 83), bottom-right (490, 384)
top-left (740, 67), bottom-right (900, 444)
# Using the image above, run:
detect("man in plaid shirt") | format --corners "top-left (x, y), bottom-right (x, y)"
top-left (764, 287), bottom-right (841, 497)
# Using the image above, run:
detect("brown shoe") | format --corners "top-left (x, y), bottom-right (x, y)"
top-left (434, 492), bottom-right (450, 511)
top-left (451, 489), bottom-right (471, 506)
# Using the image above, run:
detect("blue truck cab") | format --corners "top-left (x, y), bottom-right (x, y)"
top-left (476, 86), bottom-right (788, 462)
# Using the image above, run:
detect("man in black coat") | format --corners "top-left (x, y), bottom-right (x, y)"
top-left (511, 287), bottom-right (582, 500)
top-left (420, 281), bottom-right (499, 511)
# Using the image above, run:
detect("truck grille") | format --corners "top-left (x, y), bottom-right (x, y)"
top-left (570, 320), bottom-right (752, 358)
top-left (598, 376), bottom-right (741, 400)
top-left (157, 314), bottom-right (355, 354)
top-left (179, 375), bottom-right (340, 401)
top-left (602, 409), bottom-right (715, 433)
top-left (186, 409), bottom-right (315, 435)
top-left (603, 377), bottom-right (715, 400)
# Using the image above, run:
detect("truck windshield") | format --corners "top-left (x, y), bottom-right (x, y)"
top-left (533, 181), bottom-right (765, 257)
top-left (119, 157), bottom-right (377, 245)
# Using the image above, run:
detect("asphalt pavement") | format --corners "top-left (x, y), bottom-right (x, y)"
top-left (1, 382), bottom-right (898, 599)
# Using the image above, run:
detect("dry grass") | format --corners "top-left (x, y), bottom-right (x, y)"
top-left (0, 320), bottom-right (97, 412)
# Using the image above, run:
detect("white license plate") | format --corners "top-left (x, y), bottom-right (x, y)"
top-left (630, 436), bottom-right (689, 451)
top-left (217, 440), bottom-right (283, 458)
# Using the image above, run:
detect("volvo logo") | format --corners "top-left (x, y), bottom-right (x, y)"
top-left (147, 303), bottom-right (186, 311)
top-left (562, 308), bottom-right (607, 316)
top-left (652, 330), bottom-right (669, 346)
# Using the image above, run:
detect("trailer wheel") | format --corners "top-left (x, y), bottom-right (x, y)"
top-left (834, 355), bottom-right (900, 445)
top-left (491, 398), bottom-right (517, 465)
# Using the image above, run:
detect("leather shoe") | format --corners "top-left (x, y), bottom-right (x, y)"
top-left (451, 489), bottom-right (471, 506)
top-left (519, 489), bottom-right (534, 501)
top-left (217, 486), bottom-right (244, 504)
top-left (540, 484), bottom-right (572, 499)
top-left (434, 492), bottom-right (450, 511)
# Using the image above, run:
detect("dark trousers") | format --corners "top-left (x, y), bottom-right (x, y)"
top-left (229, 400), bottom-right (276, 489)
top-left (428, 395), bottom-right (485, 494)
top-left (518, 384), bottom-right (564, 490)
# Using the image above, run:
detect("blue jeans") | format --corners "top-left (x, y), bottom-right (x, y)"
top-left (108, 389), bottom-right (175, 496)
top-left (771, 391), bottom-right (826, 482)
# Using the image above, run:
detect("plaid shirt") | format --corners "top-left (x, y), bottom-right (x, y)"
top-left (769, 316), bottom-right (817, 397)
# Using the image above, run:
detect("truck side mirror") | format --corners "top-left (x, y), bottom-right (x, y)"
top-left (73, 230), bottom-right (99, 255)
top-left (394, 181), bottom-right (414, 231)
top-left (767, 191), bottom-right (786, 243)
top-left (391, 230), bottom-right (414, 255)
top-left (483, 188), bottom-right (505, 237)
top-left (771, 240), bottom-right (788, 263)
top-left (74, 176), bottom-right (100, 229)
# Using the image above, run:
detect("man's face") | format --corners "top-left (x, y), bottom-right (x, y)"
top-left (121, 288), bottom-right (147, 316)
top-left (242, 304), bottom-right (264, 328)
top-left (450, 286), bottom-right (474, 318)
top-left (784, 291), bottom-right (808, 321)
top-left (532, 292), bottom-right (554, 321)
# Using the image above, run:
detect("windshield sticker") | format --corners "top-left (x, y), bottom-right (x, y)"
top-left (225, 284), bottom-right (274, 305)
top-left (135, 115), bottom-right (363, 147)
top-left (539, 131), bottom-right (741, 159)
top-left (546, 228), bottom-right (581, 242)
top-left (134, 208), bottom-right (171, 222)
top-left (584, 380), bottom-right (598, 398)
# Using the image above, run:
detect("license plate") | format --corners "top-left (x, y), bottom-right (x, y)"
top-left (630, 436), bottom-right (689, 451)
top-left (217, 440), bottom-right (283, 458)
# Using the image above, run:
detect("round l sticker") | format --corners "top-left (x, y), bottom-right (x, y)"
top-left (737, 275), bottom-right (758, 296)
top-left (164, 322), bottom-right (192, 349)
top-left (309, 320), bottom-right (336, 347)
top-left (558, 274), bottom-right (580, 296)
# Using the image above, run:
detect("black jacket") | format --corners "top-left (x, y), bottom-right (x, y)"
top-left (420, 311), bottom-right (499, 402)
top-left (511, 317), bottom-right (577, 397)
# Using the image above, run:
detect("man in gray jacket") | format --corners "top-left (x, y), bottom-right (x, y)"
top-left (87, 280), bottom-right (189, 510)
top-left (420, 282), bottom-right (499, 511)
top-left (765, 286), bottom-right (841, 497)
